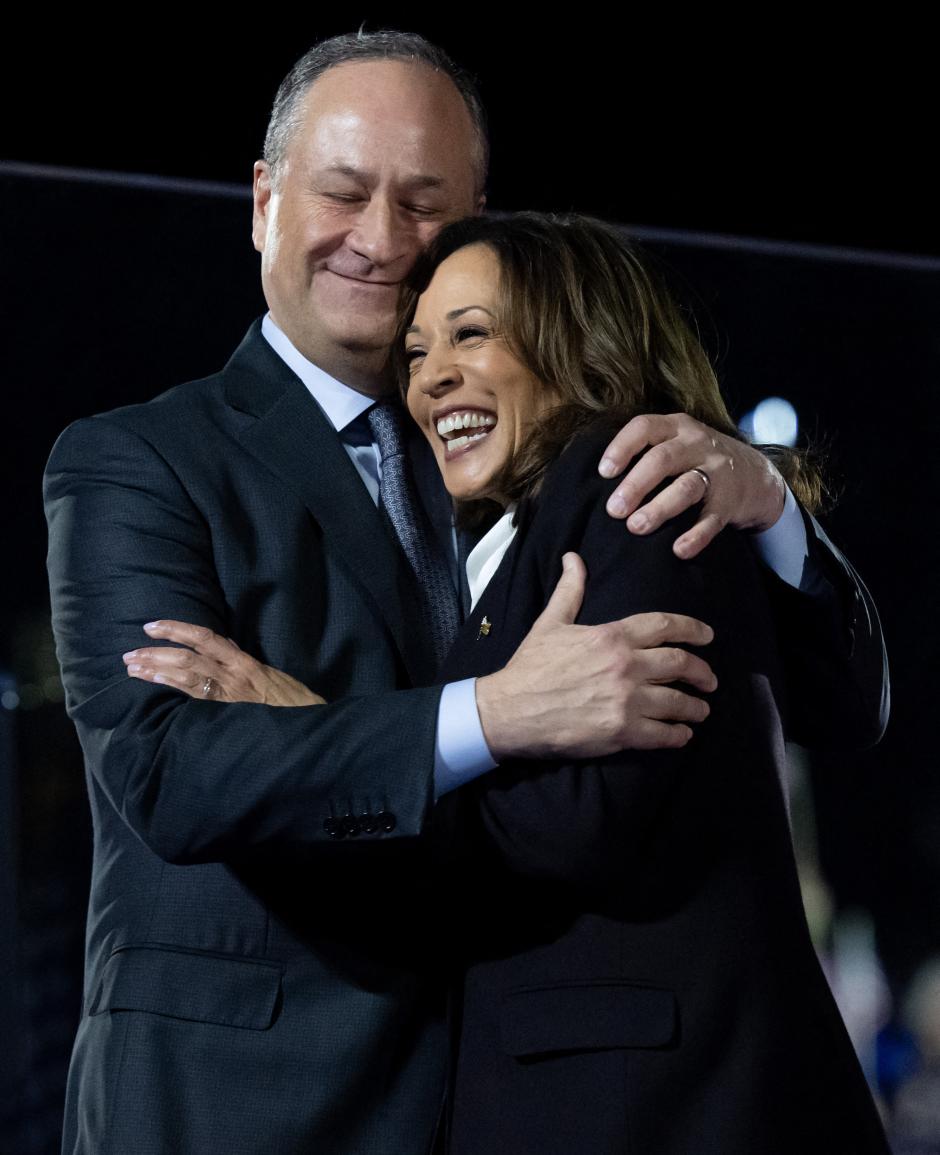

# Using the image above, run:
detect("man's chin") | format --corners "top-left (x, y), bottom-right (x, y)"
top-left (337, 330), bottom-right (396, 356)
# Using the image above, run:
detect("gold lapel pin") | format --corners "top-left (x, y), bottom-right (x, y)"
top-left (478, 616), bottom-right (492, 638)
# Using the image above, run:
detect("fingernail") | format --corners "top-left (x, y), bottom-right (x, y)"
top-left (153, 674), bottom-right (167, 684)
top-left (627, 512), bottom-right (648, 532)
top-left (674, 539), bottom-right (691, 558)
top-left (122, 651), bottom-right (137, 661)
top-left (598, 457), bottom-right (617, 479)
top-left (606, 495), bottom-right (627, 517)
top-left (126, 663), bottom-right (142, 674)
top-left (143, 622), bottom-right (160, 632)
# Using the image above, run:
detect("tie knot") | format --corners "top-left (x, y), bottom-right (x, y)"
top-left (366, 401), bottom-right (407, 463)
top-left (342, 411), bottom-right (374, 448)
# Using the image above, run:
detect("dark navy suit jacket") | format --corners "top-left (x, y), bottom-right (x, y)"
top-left (45, 322), bottom-right (453, 1154)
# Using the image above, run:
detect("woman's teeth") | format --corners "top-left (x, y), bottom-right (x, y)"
top-left (445, 430), bottom-right (490, 453)
top-left (436, 411), bottom-right (497, 455)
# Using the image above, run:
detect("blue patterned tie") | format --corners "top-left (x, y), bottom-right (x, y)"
top-left (366, 401), bottom-right (460, 668)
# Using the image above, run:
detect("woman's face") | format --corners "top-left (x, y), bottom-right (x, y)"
top-left (405, 244), bottom-right (556, 504)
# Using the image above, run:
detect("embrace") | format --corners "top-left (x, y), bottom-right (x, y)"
top-left (45, 31), bottom-right (889, 1155)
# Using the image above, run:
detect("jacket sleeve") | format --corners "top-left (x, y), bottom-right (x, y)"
top-left (44, 414), bottom-right (442, 866)
top-left (760, 507), bottom-right (889, 751)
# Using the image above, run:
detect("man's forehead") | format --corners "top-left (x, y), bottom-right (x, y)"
top-left (301, 58), bottom-right (464, 122)
top-left (292, 64), bottom-right (477, 189)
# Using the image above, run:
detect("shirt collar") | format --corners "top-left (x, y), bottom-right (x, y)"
top-left (261, 313), bottom-right (375, 434)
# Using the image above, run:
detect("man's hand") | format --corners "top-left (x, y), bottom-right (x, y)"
top-left (124, 620), bottom-right (326, 707)
top-left (475, 553), bottom-right (717, 760)
top-left (598, 413), bottom-right (787, 559)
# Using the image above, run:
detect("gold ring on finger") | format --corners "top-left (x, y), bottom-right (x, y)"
top-left (689, 467), bottom-right (710, 491)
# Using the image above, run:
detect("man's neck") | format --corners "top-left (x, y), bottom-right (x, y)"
top-left (269, 316), bottom-right (394, 398)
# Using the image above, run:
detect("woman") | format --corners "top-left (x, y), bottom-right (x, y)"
top-left (125, 214), bottom-right (888, 1152)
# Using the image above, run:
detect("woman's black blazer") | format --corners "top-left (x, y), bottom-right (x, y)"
top-left (436, 420), bottom-right (888, 1155)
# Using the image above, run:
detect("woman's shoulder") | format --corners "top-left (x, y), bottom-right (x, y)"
top-left (528, 415), bottom-right (697, 546)
top-left (522, 414), bottom-right (756, 599)
top-left (522, 416), bottom-right (770, 639)
top-left (536, 416), bottom-right (625, 505)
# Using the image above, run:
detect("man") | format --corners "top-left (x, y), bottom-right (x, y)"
top-left (44, 31), bottom-right (887, 1155)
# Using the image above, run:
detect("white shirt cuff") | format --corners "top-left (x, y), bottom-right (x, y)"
top-left (433, 678), bottom-right (498, 798)
top-left (750, 485), bottom-right (812, 590)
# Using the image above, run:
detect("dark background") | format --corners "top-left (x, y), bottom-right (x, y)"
top-left (3, 16), bottom-right (937, 255)
top-left (2, 15), bottom-right (938, 1153)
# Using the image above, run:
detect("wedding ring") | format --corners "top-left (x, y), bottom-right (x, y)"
top-left (690, 467), bottom-right (710, 491)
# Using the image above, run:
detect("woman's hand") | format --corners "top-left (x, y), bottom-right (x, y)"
top-left (123, 620), bottom-right (326, 707)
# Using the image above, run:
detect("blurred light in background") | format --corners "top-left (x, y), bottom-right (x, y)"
top-left (739, 396), bottom-right (800, 446)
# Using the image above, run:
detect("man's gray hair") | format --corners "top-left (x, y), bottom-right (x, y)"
top-left (262, 30), bottom-right (489, 195)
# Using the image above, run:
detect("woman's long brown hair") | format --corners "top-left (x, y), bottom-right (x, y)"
top-left (395, 213), bottom-right (824, 516)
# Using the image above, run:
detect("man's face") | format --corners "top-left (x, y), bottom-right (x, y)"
top-left (252, 60), bottom-right (484, 391)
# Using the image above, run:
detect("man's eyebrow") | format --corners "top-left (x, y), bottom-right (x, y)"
top-left (404, 175), bottom-right (446, 191)
top-left (318, 164), bottom-right (371, 181)
top-left (318, 165), bottom-right (446, 192)
top-left (406, 306), bottom-right (495, 336)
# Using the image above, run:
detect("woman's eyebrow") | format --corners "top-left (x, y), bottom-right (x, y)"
top-left (445, 306), bottom-right (496, 321)
top-left (406, 306), bottom-right (497, 336)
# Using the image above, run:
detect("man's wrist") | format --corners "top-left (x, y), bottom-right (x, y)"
top-left (433, 678), bottom-right (498, 798)
top-left (750, 486), bottom-right (811, 589)
top-left (474, 670), bottom-right (519, 762)
top-left (743, 452), bottom-right (787, 533)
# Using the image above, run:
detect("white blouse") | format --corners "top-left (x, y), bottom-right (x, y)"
top-left (465, 505), bottom-right (519, 611)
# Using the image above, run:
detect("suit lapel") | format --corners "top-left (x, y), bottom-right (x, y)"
top-left (221, 322), bottom-right (433, 684)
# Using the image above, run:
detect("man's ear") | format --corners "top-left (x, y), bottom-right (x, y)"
top-left (252, 160), bottom-right (273, 253)
top-left (474, 192), bottom-right (487, 217)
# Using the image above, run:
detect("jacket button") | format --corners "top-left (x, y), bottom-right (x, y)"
top-left (341, 814), bottom-right (362, 837)
top-left (377, 811), bottom-right (396, 833)
top-left (360, 812), bottom-right (379, 834)
top-left (324, 817), bottom-right (341, 838)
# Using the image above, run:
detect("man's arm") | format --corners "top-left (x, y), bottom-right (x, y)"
top-left (595, 412), bottom-right (888, 749)
top-left (756, 509), bottom-right (889, 750)
top-left (46, 415), bottom-right (719, 866)
top-left (447, 457), bottom-right (735, 895)
top-left (45, 416), bottom-right (442, 864)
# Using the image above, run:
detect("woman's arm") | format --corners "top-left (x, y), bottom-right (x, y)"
top-left (123, 619), bottom-right (325, 706)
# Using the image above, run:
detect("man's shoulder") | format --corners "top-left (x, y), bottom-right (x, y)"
top-left (46, 373), bottom-right (226, 477)
top-left (91, 371), bottom-right (226, 433)
top-left (50, 321), bottom-right (276, 457)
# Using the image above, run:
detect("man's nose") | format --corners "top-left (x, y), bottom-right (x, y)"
top-left (347, 197), bottom-right (410, 268)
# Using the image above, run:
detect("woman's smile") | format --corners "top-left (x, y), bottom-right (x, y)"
top-left (433, 406), bottom-right (498, 454)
